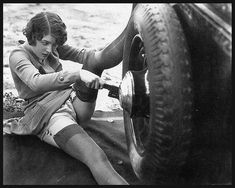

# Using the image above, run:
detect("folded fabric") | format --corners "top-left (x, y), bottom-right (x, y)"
top-left (3, 117), bottom-right (22, 135)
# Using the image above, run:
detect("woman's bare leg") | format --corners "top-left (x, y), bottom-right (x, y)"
top-left (73, 10), bottom-right (135, 104)
top-left (72, 97), bottom-right (96, 124)
top-left (40, 99), bottom-right (128, 185)
top-left (53, 124), bottom-right (128, 185)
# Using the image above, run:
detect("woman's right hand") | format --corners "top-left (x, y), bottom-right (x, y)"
top-left (80, 69), bottom-right (105, 90)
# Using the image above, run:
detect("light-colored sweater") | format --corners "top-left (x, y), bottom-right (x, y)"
top-left (8, 41), bottom-right (93, 135)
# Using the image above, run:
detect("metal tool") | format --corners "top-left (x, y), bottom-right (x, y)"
top-left (103, 83), bottom-right (119, 100)
top-left (103, 70), bottom-right (149, 117)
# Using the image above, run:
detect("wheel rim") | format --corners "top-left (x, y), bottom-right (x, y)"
top-left (120, 34), bottom-right (150, 156)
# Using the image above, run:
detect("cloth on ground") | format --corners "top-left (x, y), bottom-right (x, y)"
top-left (3, 110), bottom-right (231, 185)
top-left (3, 110), bottom-right (141, 185)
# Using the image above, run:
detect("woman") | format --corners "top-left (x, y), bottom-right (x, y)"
top-left (8, 10), bottom-right (131, 185)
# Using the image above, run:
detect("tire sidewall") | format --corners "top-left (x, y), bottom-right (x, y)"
top-left (123, 3), bottom-right (193, 183)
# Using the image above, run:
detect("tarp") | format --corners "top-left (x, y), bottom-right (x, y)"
top-left (3, 110), bottom-right (141, 185)
top-left (3, 110), bottom-right (231, 185)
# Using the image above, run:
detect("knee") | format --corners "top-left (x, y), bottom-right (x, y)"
top-left (72, 97), bottom-right (95, 123)
top-left (86, 148), bottom-right (109, 166)
top-left (77, 112), bottom-right (92, 124)
top-left (96, 149), bottom-right (109, 163)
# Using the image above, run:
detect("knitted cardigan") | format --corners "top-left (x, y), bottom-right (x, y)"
top-left (8, 41), bottom-right (93, 135)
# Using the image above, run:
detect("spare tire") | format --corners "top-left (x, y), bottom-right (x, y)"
top-left (122, 4), bottom-right (193, 184)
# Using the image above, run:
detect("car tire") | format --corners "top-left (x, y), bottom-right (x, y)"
top-left (122, 4), bottom-right (193, 184)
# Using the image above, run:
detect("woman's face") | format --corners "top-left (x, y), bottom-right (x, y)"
top-left (31, 34), bottom-right (57, 61)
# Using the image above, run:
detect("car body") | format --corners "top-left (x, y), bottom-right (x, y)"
top-left (172, 3), bottom-right (231, 147)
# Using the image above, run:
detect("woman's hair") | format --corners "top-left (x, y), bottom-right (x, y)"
top-left (23, 12), bottom-right (67, 46)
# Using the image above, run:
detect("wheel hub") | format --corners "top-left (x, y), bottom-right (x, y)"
top-left (119, 69), bottom-right (150, 118)
top-left (119, 71), bottom-right (134, 115)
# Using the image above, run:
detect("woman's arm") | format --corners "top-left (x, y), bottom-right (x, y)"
top-left (9, 51), bottom-right (81, 94)
top-left (10, 50), bottom-right (104, 95)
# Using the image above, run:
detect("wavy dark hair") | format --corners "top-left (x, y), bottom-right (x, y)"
top-left (23, 12), bottom-right (67, 46)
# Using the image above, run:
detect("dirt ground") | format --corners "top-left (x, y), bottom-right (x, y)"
top-left (3, 3), bottom-right (132, 111)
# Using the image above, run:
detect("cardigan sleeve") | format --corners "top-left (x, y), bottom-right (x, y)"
top-left (9, 50), bottom-right (80, 94)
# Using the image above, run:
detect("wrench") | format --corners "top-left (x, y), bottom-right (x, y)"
top-left (103, 83), bottom-right (120, 100)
